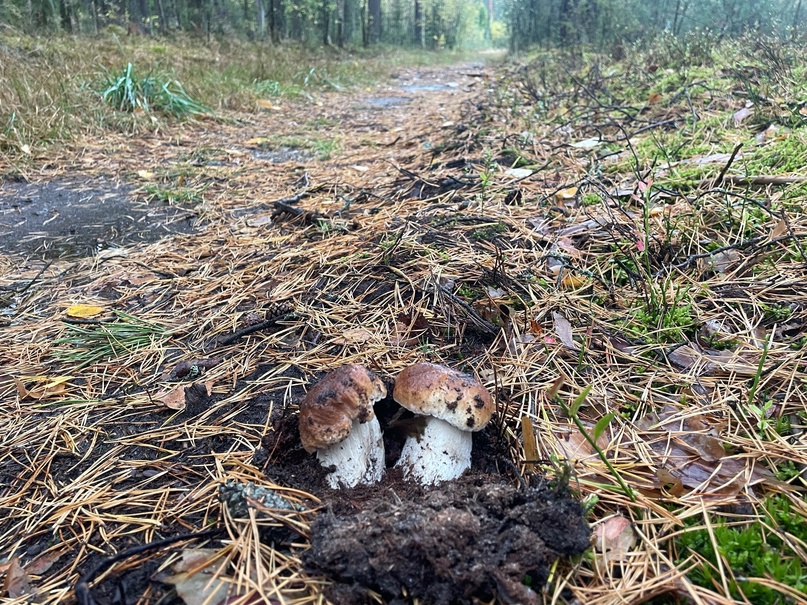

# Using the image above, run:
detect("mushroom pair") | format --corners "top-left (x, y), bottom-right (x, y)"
top-left (298, 362), bottom-right (494, 488)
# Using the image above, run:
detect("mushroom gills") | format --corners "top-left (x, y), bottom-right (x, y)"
top-left (395, 417), bottom-right (473, 485)
top-left (317, 417), bottom-right (385, 489)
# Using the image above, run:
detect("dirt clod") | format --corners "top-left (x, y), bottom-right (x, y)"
top-left (304, 477), bottom-right (590, 605)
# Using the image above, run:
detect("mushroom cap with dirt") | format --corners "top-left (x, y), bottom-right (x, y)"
top-left (299, 364), bottom-right (387, 489)
top-left (393, 362), bottom-right (494, 485)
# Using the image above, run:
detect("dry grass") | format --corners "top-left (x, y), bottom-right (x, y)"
top-left (1, 35), bottom-right (806, 605)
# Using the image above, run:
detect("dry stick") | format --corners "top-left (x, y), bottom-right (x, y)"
top-left (213, 311), bottom-right (297, 348)
top-left (75, 529), bottom-right (219, 605)
top-left (714, 143), bottom-right (743, 186)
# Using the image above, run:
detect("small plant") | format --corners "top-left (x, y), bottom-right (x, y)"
top-left (54, 311), bottom-right (169, 369)
top-left (101, 63), bottom-right (208, 117)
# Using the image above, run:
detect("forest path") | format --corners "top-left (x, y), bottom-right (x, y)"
top-left (0, 58), bottom-right (490, 262)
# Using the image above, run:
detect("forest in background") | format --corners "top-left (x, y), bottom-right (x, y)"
top-left (0, 0), bottom-right (806, 51)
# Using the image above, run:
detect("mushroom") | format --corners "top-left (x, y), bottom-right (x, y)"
top-left (393, 362), bottom-right (494, 485)
top-left (298, 364), bottom-right (387, 489)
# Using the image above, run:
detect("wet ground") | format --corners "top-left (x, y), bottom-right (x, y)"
top-left (0, 178), bottom-right (197, 259)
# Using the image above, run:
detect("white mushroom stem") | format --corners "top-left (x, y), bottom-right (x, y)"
top-left (317, 417), bottom-right (385, 489)
top-left (395, 417), bottom-right (472, 485)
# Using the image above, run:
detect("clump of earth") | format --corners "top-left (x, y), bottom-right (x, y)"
top-left (303, 476), bottom-right (590, 605)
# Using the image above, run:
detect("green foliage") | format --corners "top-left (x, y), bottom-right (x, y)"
top-left (54, 311), bottom-right (169, 369)
top-left (100, 63), bottom-right (208, 117)
top-left (676, 497), bottom-right (807, 603)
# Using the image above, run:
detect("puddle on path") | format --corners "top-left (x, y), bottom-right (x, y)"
top-left (399, 82), bottom-right (458, 92)
top-left (251, 147), bottom-right (314, 163)
top-left (0, 178), bottom-right (197, 259)
top-left (364, 96), bottom-right (412, 108)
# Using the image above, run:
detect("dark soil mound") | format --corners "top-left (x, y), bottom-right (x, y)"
top-left (304, 477), bottom-right (591, 605)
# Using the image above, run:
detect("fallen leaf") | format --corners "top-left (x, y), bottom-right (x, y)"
top-left (593, 515), bottom-right (637, 563)
top-left (552, 312), bottom-right (579, 351)
top-left (255, 99), bottom-right (275, 109)
top-left (25, 550), bottom-right (63, 575)
top-left (505, 168), bottom-right (533, 178)
top-left (647, 92), bottom-right (663, 104)
top-left (556, 186), bottom-right (578, 201)
top-left (733, 107), bottom-right (753, 123)
top-left (333, 327), bottom-right (374, 345)
top-left (2, 557), bottom-right (31, 598)
top-left (246, 212), bottom-right (273, 227)
top-left (161, 549), bottom-right (230, 605)
top-left (15, 375), bottom-right (74, 400)
top-left (65, 303), bottom-right (105, 318)
top-left (20, 144), bottom-right (32, 155)
top-left (136, 170), bottom-right (156, 180)
top-left (155, 385), bottom-right (188, 410)
top-left (352, 165), bottom-right (369, 172)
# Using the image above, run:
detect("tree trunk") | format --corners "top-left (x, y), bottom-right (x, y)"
top-left (335, 0), bottom-right (345, 46)
top-left (414, 0), bottom-right (423, 46)
top-left (155, 0), bottom-right (167, 32)
top-left (322, 0), bottom-right (331, 45)
top-left (256, 0), bottom-right (265, 38)
top-left (368, 0), bottom-right (380, 43)
top-left (289, 0), bottom-right (301, 39)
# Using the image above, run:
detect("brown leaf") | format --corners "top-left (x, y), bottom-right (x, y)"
top-left (681, 434), bottom-right (725, 462)
top-left (333, 327), bottom-right (374, 345)
top-left (648, 92), bottom-right (663, 104)
top-left (155, 385), bottom-right (188, 410)
top-left (25, 550), bottom-right (63, 575)
top-left (552, 312), bottom-right (579, 351)
top-left (2, 557), bottom-right (31, 598)
top-left (15, 375), bottom-right (74, 400)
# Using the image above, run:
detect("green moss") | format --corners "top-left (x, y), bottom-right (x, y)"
top-left (675, 496), bottom-right (807, 604)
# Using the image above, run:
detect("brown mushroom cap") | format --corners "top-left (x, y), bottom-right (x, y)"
top-left (299, 364), bottom-right (387, 453)
top-left (393, 362), bottom-right (493, 431)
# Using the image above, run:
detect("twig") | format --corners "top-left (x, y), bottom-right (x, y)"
top-left (713, 143), bottom-right (743, 186)
top-left (700, 174), bottom-right (807, 187)
top-left (75, 529), bottom-right (219, 605)
top-left (212, 311), bottom-right (297, 348)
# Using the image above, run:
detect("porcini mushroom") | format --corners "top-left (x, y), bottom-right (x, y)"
top-left (299, 364), bottom-right (387, 489)
top-left (393, 362), bottom-right (494, 485)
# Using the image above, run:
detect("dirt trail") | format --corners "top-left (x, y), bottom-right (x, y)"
top-left (0, 63), bottom-right (481, 260)
top-left (0, 60), bottom-right (591, 605)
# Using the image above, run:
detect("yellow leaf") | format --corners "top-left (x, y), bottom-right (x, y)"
top-left (137, 170), bottom-right (156, 180)
top-left (245, 137), bottom-right (269, 146)
top-left (562, 274), bottom-right (587, 288)
top-left (15, 375), bottom-right (74, 400)
top-left (555, 187), bottom-right (578, 201)
top-left (66, 304), bottom-right (105, 318)
top-left (256, 99), bottom-right (275, 109)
